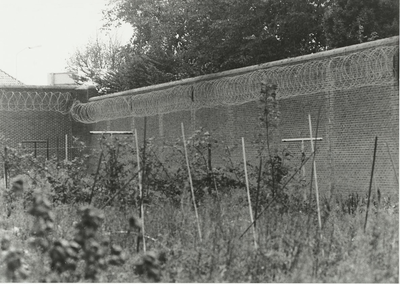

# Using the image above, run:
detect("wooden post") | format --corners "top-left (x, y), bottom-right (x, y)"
top-left (308, 114), bottom-right (322, 233)
top-left (135, 129), bottom-right (146, 252)
top-left (242, 137), bottom-right (257, 249)
top-left (181, 122), bottom-right (202, 242)
top-left (364, 136), bottom-right (378, 233)
top-left (282, 137), bottom-right (323, 183)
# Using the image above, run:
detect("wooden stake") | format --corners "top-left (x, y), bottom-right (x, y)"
top-left (135, 129), bottom-right (146, 252)
top-left (364, 136), bottom-right (378, 233)
top-left (308, 114), bottom-right (322, 232)
top-left (181, 123), bottom-right (202, 242)
top-left (242, 137), bottom-right (257, 249)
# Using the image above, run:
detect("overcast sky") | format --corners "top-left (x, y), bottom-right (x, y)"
top-left (0, 0), bottom-right (132, 85)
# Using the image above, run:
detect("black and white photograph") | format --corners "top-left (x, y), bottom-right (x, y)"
top-left (0, 0), bottom-right (398, 282)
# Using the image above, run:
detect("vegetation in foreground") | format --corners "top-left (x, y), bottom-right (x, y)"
top-left (0, 180), bottom-right (398, 282)
top-left (0, 86), bottom-right (398, 282)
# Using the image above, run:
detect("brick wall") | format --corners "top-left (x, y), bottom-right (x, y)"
top-left (88, 80), bottom-right (398, 197)
top-left (1, 78), bottom-right (397, 198)
top-left (0, 45), bottom-right (398, 199)
top-left (0, 85), bottom-right (94, 168)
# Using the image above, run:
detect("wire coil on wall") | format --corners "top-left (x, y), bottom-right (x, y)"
top-left (0, 91), bottom-right (72, 114)
top-left (69, 43), bottom-right (398, 124)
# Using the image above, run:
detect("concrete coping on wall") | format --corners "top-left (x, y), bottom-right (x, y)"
top-left (89, 36), bottom-right (399, 102)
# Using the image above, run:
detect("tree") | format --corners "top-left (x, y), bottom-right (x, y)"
top-left (323, 0), bottom-right (399, 48)
top-left (178, 0), bottom-right (327, 74)
top-left (100, 49), bottom-right (177, 93)
top-left (66, 35), bottom-right (124, 93)
top-left (70, 0), bottom-right (398, 94)
top-left (103, 0), bottom-right (328, 76)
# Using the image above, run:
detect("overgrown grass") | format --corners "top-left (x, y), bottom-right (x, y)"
top-left (0, 87), bottom-right (397, 282)
top-left (0, 184), bottom-right (397, 282)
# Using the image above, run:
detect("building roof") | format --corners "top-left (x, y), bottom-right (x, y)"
top-left (0, 69), bottom-right (23, 85)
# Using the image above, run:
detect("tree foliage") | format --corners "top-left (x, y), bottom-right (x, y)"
top-left (103, 0), bottom-right (327, 75)
top-left (67, 0), bottom-right (399, 94)
top-left (66, 35), bottom-right (123, 93)
top-left (323, 0), bottom-right (399, 48)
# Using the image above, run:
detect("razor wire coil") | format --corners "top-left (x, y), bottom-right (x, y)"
top-left (0, 90), bottom-right (72, 114)
top-left (70, 44), bottom-right (398, 124)
top-left (0, 43), bottom-right (397, 122)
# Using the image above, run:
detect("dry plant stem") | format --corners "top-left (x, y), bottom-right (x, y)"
top-left (242, 137), bottom-right (257, 249)
top-left (208, 143), bottom-right (220, 197)
top-left (110, 231), bottom-right (157, 242)
top-left (308, 114), bottom-right (322, 233)
top-left (65, 134), bottom-right (68, 161)
top-left (384, 142), bottom-right (398, 186)
top-left (373, 177), bottom-right (380, 211)
top-left (212, 174), bottom-right (219, 199)
top-left (373, 178), bottom-right (379, 197)
top-left (261, 83), bottom-right (275, 197)
top-left (254, 156), bottom-right (263, 229)
top-left (301, 140), bottom-right (306, 179)
top-left (142, 117), bottom-right (147, 196)
top-left (364, 136), bottom-right (378, 233)
top-left (100, 170), bottom-right (141, 209)
top-left (135, 129), bottom-right (146, 252)
top-left (224, 146), bottom-right (242, 183)
top-left (181, 122), bottom-right (202, 242)
top-left (239, 146), bottom-right (317, 239)
top-left (265, 106), bottom-right (276, 196)
top-left (89, 151), bottom-right (104, 205)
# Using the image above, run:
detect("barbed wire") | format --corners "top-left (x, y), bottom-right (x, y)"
top-left (0, 90), bottom-right (72, 114)
top-left (70, 44), bottom-right (398, 124)
top-left (0, 42), bottom-right (397, 121)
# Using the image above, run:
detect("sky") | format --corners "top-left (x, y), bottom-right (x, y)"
top-left (0, 0), bottom-right (132, 85)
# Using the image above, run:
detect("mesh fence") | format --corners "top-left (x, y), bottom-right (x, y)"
top-left (70, 41), bottom-right (398, 123)
top-left (0, 90), bottom-right (72, 114)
